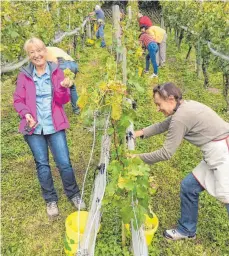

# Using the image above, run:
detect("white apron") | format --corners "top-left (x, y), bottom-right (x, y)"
top-left (192, 136), bottom-right (229, 203)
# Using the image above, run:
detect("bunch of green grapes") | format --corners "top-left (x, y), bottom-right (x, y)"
top-left (63, 68), bottom-right (75, 80)
top-left (77, 87), bottom-right (89, 110)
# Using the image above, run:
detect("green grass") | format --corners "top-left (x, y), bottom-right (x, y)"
top-left (1, 25), bottom-right (229, 256)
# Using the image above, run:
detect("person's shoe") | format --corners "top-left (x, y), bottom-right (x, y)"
top-left (47, 201), bottom-right (59, 218)
top-left (163, 229), bottom-right (196, 241)
top-left (74, 108), bottom-right (80, 115)
top-left (143, 70), bottom-right (149, 74)
top-left (150, 73), bottom-right (158, 78)
top-left (71, 194), bottom-right (86, 210)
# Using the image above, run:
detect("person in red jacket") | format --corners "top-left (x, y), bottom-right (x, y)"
top-left (138, 12), bottom-right (153, 28)
top-left (13, 37), bottom-right (86, 218)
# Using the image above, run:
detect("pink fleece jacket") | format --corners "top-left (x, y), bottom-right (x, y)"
top-left (13, 62), bottom-right (70, 135)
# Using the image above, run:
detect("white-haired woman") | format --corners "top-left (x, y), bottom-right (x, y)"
top-left (13, 37), bottom-right (85, 218)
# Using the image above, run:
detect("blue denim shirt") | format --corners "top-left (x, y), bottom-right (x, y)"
top-left (95, 9), bottom-right (105, 20)
top-left (58, 58), bottom-right (78, 75)
top-left (33, 64), bottom-right (56, 135)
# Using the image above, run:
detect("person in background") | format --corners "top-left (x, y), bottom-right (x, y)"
top-left (89, 5), bottom-right (106, 48)
top-left (139, 26), bottom-right (158, 78)
top-left (131, 82), bottom-right (229, 240)
top-left (13, 37), bottom-right (86, 218)
top-left (146, 25), bottom-right (167, 67)
top-left (46, 46), bottom-right (80, 114)
top-left (138, 12), bottom-right (153, 28)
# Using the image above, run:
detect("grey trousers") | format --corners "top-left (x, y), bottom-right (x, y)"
top-left (156, 33), bottom-right (167, 66)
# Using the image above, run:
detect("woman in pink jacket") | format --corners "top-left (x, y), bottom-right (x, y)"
top-left (13, 37), bottom-right (85, 218)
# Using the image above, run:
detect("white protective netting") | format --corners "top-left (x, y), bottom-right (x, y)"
top-left (76, 114), bottom-right (111, 256)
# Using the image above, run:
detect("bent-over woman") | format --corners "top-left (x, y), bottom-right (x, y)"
top-left (132, 82), bottom-right (229, 240)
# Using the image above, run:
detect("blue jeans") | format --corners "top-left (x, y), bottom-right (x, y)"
top-left (69, 85), bottom-right (79, 113)
top-left (58, 60), bottom-right (79, 113)
top-left (177, 173), bottom-right (229, 236)
top-left (96, 24), bottom-right (106, 47)
top-left (146, 42), bottom-right (158, 74)
top-left (24, 130), bottom-right (80, 202)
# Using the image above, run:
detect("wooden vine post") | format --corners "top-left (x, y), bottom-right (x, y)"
top-left (160, 13), bottom-right (165, 29)
top-left (127, 5), bottom-right (132, 20)
top-left (223, 73), bottom-right (229, 112)
top-left (73, 35), bottom-right (77, 56)
top-left (121, 20), bottom-right (127, 250)
top-left (46, 0), bottom-right (49, 12)
top-left (122, 48), bottom-right (127, 86)
top-left (112, 5), bottom-right (122, 62)
top-left (195, 39), bottom-right (202, 78)
top-left (56, 0), bottom-right (60, 30)
top-left (86, 20), bottom-right (92, 39)
top-left (68, 13), bottom-right (72, 56)
top-left (202, 55), bottom-right (209, 88)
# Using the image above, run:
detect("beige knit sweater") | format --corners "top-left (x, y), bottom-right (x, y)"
top-left (139, 100), bottom-right (229, 164)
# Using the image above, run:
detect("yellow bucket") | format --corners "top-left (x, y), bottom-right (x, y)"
top-left (64, 233), bottom-right (83, 256)
top-left (64, 211), bottom-right (89, 256)
top-left (86, 39), bottom-right (95, 46)
top-left (94, 23), bottom-right (98, 32)
top-left (144, 213), bottom-right (159, 245)
top-left (124, 213), bottom-right (159, 246)
top-left (138, 67), bottom-right (143, 77)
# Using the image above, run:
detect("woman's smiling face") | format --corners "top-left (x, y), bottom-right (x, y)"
top-left (27, 42), bottom-right (47, 68)
top-left (154, 92), bottom-right (177, 116)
